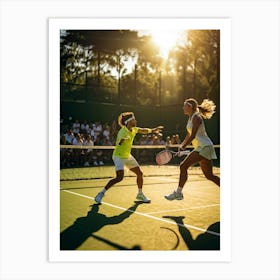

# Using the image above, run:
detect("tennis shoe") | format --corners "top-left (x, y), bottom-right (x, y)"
top-left (94, 191), bottom-right (105, 203)
top-left (136, 193), bottom-right (151, 203)
top-left (164, 191), bottom-right (184, 201)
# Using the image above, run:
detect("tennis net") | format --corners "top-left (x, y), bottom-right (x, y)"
top-left (60, 144), bottom-right (220, 181)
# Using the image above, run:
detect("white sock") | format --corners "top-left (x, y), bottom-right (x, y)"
top-left (138, 189), bottom-right (143, 194)
top-left (176, 187), bottom-right (183, 194)
top-left (101, 188), bottom-right (107, 193)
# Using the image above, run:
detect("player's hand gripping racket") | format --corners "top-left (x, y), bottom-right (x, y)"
top-left (155, 149), bottom-right (190, 165)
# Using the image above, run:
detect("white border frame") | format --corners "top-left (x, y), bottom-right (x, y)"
top-left (1, 0), bottom-right (279, 279)
top-left (49, 18), bottom-right (231, 262)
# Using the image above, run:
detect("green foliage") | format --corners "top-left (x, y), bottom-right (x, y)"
top-left (60, 29), bottom-right (220, 108)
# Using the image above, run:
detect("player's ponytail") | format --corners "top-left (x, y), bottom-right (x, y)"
top-left (198, 99), bottom-right (216, 119)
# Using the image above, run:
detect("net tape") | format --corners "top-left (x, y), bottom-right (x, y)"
top-left (60, 144), bottom-right (220, 149)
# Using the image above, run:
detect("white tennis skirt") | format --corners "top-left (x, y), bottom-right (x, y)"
top-left (194, 145), bottom-right (217, 160)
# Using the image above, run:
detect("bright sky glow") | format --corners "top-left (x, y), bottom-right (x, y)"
top-left (113, 30), bottom-right (187, 76)
top-left (149, 30), bottom-right (186, 59)
top-left (138, 30), bottom-right (186, 60)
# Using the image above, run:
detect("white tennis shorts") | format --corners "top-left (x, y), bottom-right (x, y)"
top-left (112, 155), bottom-right (139, 171)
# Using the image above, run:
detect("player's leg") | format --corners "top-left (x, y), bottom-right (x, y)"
top-left (178, 151), bottom-right (202, 188)
top-left (105, 170), bottom-right (125, 190)
top-left (94, 170), bottom-right (124, 203)
top-left (165, 151), bottom-right (202, 200)
top-left (199, 158), bottom-right (220, 186)
top-left (94, 156), bottom-right (125, 203)
top-left (130, 165), bottom-right (150, 203)
top-left (130, 166), bottom-right (143, 189)
top-left (124, 155), bottom-right (142, 189)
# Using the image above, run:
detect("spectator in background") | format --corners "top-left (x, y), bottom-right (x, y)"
top-left (73, 133), bottom-right (83, 145)
top-left (165, 136), bottom-right (172, 146)
top-left (158, 134), bottom-right (165, 145)
top-left (146, 135), bottom-right (154, 145)
top-left (152, 135), bottom-right (160, 145)
top-left (89, 126), bottom-right (95, 142)
top-left (72, 120), bottom-right (80, 134)
top-left (103, 125), bottom-right (111, 141)
top-left (92, 121), bottom-right (96, 134)
top-left (81, 120), bottom-right (89, 134)
top-left (83, 134), bottom-right (94, 166)
top-left (139, 134), bottom-right (148, 145)
top-left (64, 129), bottom-right (74, 145)
top-left (94, 135), bottom-right (102, 146)
top-left (72, 133), bottom-right (84, 166)
top-left (102, 137), bottom-right (113, 146)
top-left (92, 142), bottom-right (105, 166)
top-left (171, 134), bottom-right (182, 145)
top-left (175, 134), bottom-right (181, 144)
top-left (80, 121), bottom-right (86, 134)
top-left (94, 121), bottom-right (103, 139)
top-left (100, 136), bottom-right (112, 164)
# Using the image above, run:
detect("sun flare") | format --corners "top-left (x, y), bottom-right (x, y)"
top-left (149, 30), bottom-right (186, 59)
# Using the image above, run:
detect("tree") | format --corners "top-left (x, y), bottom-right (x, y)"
top-left (172, 30), bottom-right (220, 105)
top-left (60, 30), bottom-right (157, 103)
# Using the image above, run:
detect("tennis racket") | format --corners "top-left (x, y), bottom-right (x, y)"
top-left (155, 149), bottom-right (190, 165)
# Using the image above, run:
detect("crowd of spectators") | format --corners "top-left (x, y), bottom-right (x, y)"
top-left (60, 115), bottom-right (182, 168)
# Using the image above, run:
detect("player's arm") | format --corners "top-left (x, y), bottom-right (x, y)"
top-left (179, 115), bottom-right (201, 150)
top-left (179, 132), bottom-right (190, 150)
top-left (118, 137), bottom-right (129, 145)
top-left (138, 126), bottom-right (164, 134)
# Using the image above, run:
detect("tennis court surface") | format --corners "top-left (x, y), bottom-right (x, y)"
top-left (60, 165), bottom-right (220, 251)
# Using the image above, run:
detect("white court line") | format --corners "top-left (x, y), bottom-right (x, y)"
top-left (62, 189), bottom-right (220, 237)
top-left (145, 204), bottom-right (220, 215)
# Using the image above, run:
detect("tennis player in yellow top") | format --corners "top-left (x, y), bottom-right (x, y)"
top-left (94, 112), bottom-right (163, 204)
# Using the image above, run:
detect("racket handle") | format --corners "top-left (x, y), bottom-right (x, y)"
top-left (177, 150), bottom-right (190, 157)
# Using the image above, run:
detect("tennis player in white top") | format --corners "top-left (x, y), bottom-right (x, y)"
top-left (165, 98), bottom-right (220, 201)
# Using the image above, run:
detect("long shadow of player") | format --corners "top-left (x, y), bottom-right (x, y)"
top-left (163, 216), bottom-right (220, 250)
top-left (60, 202), bottom-right (143, 250)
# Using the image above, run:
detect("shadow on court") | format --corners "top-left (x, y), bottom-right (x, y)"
top-left (91, 234), bottom-right (141, 250)
top-left (60, 202), bottom-right (143, 250)
top-left (163, 216), bottom-right (220, 250)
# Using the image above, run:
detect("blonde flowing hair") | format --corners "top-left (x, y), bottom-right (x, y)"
top-left (186, 98), bottom-right (216, 119)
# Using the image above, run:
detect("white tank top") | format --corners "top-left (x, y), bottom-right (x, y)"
top-left (186, 112), bottom-right (213, 148)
